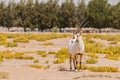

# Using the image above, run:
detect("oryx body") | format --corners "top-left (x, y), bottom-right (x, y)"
top-left (68, 33), bottom-right (84, 71)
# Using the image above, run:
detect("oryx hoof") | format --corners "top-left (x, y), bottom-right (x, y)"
top-left (75, 69), bottom-right (78, 72)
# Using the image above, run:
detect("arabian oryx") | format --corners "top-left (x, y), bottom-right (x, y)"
top-left (68, 31), bottom-right (84, 71)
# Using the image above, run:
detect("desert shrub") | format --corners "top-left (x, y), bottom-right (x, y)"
top-left (42, 42), bottom-right (54, 46)
top-left (110, 41), bottom-right (117, 44)
top-left (55, 48), bottom-right (69, 59)
top-left (83, 34), bottom-right (94, 39)
top-left (85, 58), bottom-right (98, 64)
top-left (4, 33), bottom-right (16, 38)
top-left (85, 53), bottom-right (98, 58)
top-left (0, 41), bottom-right (8, 45)
top-left (105, 54), bottom-right (120, 60)
top-left (13, 36), bottom-right (29, 43)
top-left (46, 60), bottom-right (49, 64)
top-left (48, 51), bottom-right (56, 54)
top-left (0, 35), bottom-right (7, 45)
top-left (1, 51), bottom-right (34, 60)
top-left (3, 33), bottom-right (23, 39)
top-left (104, 35), bottom-right (120, 42)
top-left (89, 66), bottom-right (119, 72)
top-left (81, 64), bottom-right (89, 70)
top-left (29, 64), bottom-right (43, 69)
top-left (91, 34), bottom-right (120, 42)
top-left (84, 40), bottom-right (104, 53)
top-left (16, 56), bottom-right (34, 60)
top-left (6, 42), bottom-right (17, 47)
top-left (43, 65), bottom-right (50, 69)
top-left (37, 50), bottom-right (48, 57)
top-left (103, 46), bottom-right (120, 54)
top-left (0, 55), bottom-right (3, 62)
top-left (36, 36), bottom-right (47, 41)
top-left (0, 35), bottom-right (6, 41)
top-left (36, 33), bottom-right (69, 41)
top-left (53, 59), bottom-right (65, 64)
top-left (33, 59), bottom-right (39, 63)
top-left (25, 34), bottom-right (38, 40)
top-left (2, 51), bottom-right (14, 59)
top-left (76, 64), bottom-right (89, 70)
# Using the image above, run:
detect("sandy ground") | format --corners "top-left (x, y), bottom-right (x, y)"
top-left (0, 37), bottom-right (120, 80)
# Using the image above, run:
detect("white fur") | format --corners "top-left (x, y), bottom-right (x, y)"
top-left (68, 34), bottom-right (84, 54)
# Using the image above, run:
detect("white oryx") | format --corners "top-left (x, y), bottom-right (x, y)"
top-left (68, 32), bottom-right (84, 71)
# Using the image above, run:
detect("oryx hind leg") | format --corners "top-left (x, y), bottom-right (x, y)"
top-left (79, 53), bottom-right (83, 69)
top-left (69, 54), bottom-right (72, 70)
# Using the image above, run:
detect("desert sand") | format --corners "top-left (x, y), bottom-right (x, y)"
top-left (0, 36), bottom-right (120, 80)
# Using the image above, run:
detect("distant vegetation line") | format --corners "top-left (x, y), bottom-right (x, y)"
top-left (0, 0), bottom-right (119, 32)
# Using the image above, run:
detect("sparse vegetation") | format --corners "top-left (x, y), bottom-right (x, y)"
top-left (110, 41), bottom-right (117, 44)
top-left (37, 50), bottom-right (48, 57)
top-left (55, 48), bottom-right (69, 59)
top-left (13, 36), bottom-right (29, 43)
top-left (0, 33), bottom-right (119, 75)
top-left (33, 59), bottom-right (39, 63)
top-left (89, 66), bottom-right (119, 72)
top-left (29, 64), bottom-right (43, 69)
top-left (85, 58), bottom-right (98, 64)
top-left (53, 59), bottom-right (65, 64)
top-left (105, 54), bottom-right (120, 60)
top-left (0, 55), bottom-right (3, 62)
top-left (46, 60), bottom-right (49, 64)
top-left (0, 34), bottom-right (7, 45)
top-left (16, 56), bottom-right (34, 60)
top-left (6, 42), bottom-right (17, 47)
top-left (48, 51), bottom-right (56, 54)
top-left (42, 42), bottom-right (54, 46)
top-left (85, 53), bottom-right (98, 58)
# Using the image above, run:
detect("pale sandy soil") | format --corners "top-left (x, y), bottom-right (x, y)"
top-left (0, 36), bottom-right (120, 80)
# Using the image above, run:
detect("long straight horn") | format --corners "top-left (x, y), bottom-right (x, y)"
top-left (79, 17), bottom-right (87, 28)
top-left (82, 21), bottom-right (89, 28)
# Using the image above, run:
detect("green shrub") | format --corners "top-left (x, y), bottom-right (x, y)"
top-left (6, 42), bottom-right (17, 47)
top-left (16, 56), bottom-right (34, 60)
top-left (0, 41), bottom-right (8, 45)
top-left (43, 65), bottom-right (50, 69)
top-left (29, 64), bottom-right (43, 69)
top-left (37, 50), bottom-right (48, 57)
top-left (0, 55), bottom-right (3, 62)
top-left (0, 35), bottom-right (6, 41)
top-left (33, 59), bottom-right (39, 63)
top-left (86, 53), bottom-right (98, 58)
top-left (85, 58), bottom-right (98, 64)
top-left (46, 60), bottom-right (49, 64)
top-left (55, 48), bottom-right (69, 59)
top-left (48, 51), bottom-right (56, 54)
top-left (2, 51), bottom-right (14, 59)
top-left (13, 36), bottom-right (29, 43)
top-left (110, 41), bottom-right (117, 44)
top-left (42, 42), bottom-right (54, 46)
top-left (104, 46), bottom-right (120, 54)
top-left (84, 40), bottom-right (104, 53)
top-left (105, 54), bottom-right (120, 60)
top-left (53, 59), bottom-right (65, 64)
top-left (4, 33), bottom-right (16, 38)
top-left (89, 66), bottom-right (119, 72)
